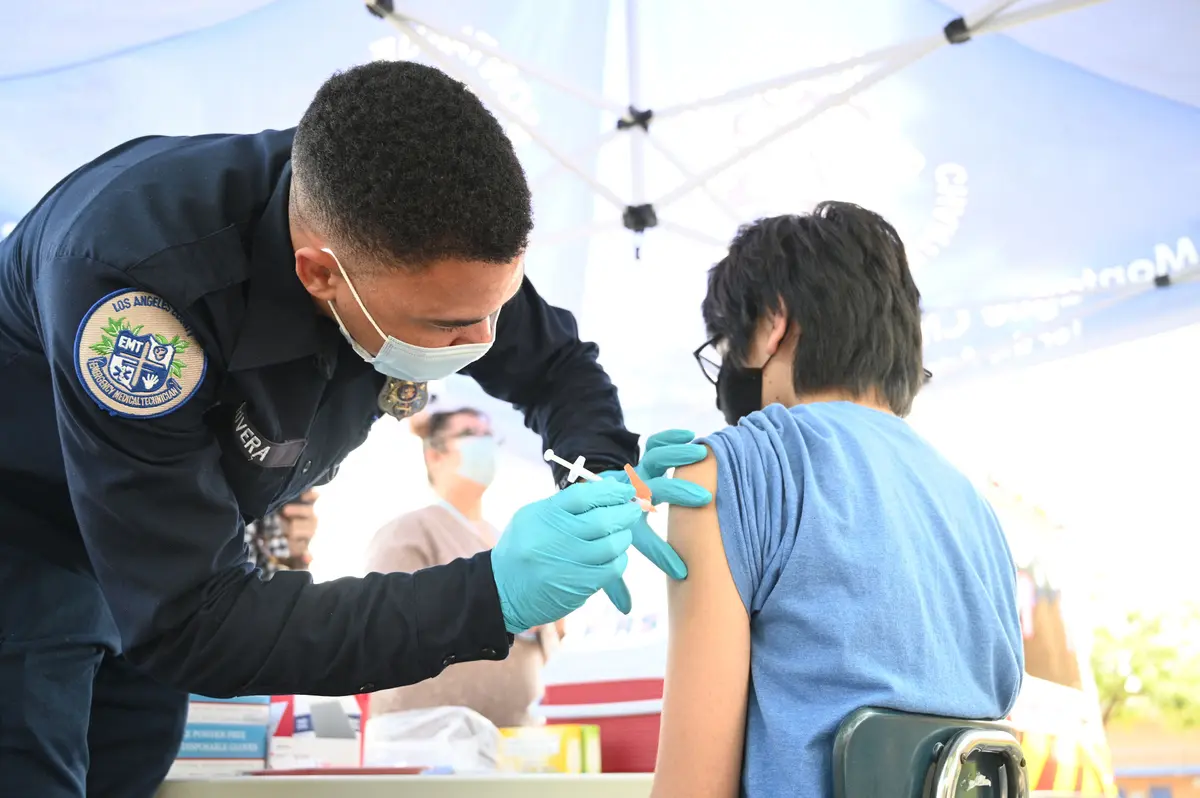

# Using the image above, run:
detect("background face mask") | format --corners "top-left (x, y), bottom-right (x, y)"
top-left (322, 248), bottom-right (497, 382)
top-left (454, 435), bottom-right (498, 487)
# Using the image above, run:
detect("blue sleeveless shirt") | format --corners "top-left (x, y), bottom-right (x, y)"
top-left (699, 402), bottom-right (1023, 797)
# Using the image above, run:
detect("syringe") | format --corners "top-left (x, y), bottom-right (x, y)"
top-left (544, 449), bottom-right (655, 512)
top-left (543, 449), bottom-right (603, 483)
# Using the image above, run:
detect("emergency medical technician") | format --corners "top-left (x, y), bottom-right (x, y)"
top-left (0, 61), bottom-right (711, 797)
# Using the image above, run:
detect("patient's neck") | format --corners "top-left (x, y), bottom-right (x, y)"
top-left (791, 389), bottom-right (895, 416)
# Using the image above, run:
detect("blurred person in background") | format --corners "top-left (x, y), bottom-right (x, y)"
top-left (247, 490), bottom-right (320, 575)
top-left (365, 406), bottom-right (561, 728)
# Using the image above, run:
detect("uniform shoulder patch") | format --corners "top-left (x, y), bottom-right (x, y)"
top-left (74, 288), bottom-right (208, 418)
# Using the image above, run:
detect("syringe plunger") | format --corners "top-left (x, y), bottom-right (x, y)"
top-left (543, 448), bottom-right (603, 483)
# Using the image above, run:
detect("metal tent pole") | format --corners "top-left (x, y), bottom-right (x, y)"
top-left (531, 128), bottom-right (624, 193)
top-left (643, 132), bottom-right (743, 224)
top-left (652, 36), bottom-right (944, 212)
top-left (365, 0), bottom-right (1112, 241)
top-left (366, 2), bottom-right (627, 116)
top-left (626, 0), bottom-right (647, 211)
top-left (976, 0), bottom-right (1110, 35)
top-left (653, 40), bottom-right (928, 121)
top-left (381, 15), bottom-right (629, 214)
top-left (961, 0), bottom-right (1027, 29)
top-left (651, 0), bottom-right (1104, 212)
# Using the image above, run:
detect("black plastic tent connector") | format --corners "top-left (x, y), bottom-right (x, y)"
top-left (617, 107), bottom-right (654, 132)
top-left (365, 0), bottom-right (393, 19)
top-left (623, 204), bottom-right (658, 234)
top-left (943, 16), bottom-right (971, 44)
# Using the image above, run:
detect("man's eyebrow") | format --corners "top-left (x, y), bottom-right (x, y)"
top-left (423, 283), bottom-right (522, 329)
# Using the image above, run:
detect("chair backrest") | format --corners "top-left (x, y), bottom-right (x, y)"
top-left (832, 707), bottom-right (1029, 798)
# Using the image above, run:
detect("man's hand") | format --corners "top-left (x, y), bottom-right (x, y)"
top-left (492, 480), bottom-right (643, 634)
top-left (600, 429), bottom-right (713, 614)
top-left (278, 489), bottom-right (320, 564)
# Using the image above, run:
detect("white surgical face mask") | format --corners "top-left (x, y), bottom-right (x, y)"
top-left (322, 248), bottom-right (498, 382)
top-left (454, 434), bottom-right (497, 487)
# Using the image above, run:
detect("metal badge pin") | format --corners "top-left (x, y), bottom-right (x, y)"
top-left (378, 379), bottom-right (429, 419)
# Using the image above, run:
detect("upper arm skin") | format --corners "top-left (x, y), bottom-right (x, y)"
top-left (651, 448), bottom-right (751, 798)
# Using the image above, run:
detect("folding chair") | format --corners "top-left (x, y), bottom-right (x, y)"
top-left (832, 707), bottom-right (1029, 798)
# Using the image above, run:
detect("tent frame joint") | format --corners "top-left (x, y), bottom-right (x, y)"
top-left (622, 203), bottom-right (658, 234)
top-left (943, 16), bottom-right (973, 44)
top-left (364, 0), bottom-right (393, 21)
top-left (617, 106), bottom-right (654, 132)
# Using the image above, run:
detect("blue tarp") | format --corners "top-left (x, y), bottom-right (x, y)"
top-left (3, 0), bottom-right (1197, 445)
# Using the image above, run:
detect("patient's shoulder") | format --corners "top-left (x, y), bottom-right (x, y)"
top-left (700, 406), bottom-right (800, 489)
top-left (673, 444), bottom-right (719, 495)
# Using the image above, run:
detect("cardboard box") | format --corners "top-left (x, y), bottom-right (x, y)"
top-left (166, 695), bottom-right (270, 779)
top-left (496, 724), bottom-right (602, 774)
top-left (268, 694), bottom-right (369, 769)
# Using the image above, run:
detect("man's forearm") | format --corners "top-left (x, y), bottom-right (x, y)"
top-left (127, 552), bottom-right (512, 697)
top-left (463, 279), bottom-right (641, 485)
top-left (520, 346), bottom-right (641, 487)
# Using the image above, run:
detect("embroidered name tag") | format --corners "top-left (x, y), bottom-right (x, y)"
top-left (233, 404), bottom-right (306, 468)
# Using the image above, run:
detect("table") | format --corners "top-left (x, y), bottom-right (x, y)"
top-left (157, 774), bottom-right (654, 798)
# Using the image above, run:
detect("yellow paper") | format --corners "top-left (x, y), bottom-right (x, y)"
top-left (497, 724), bottom-right (601, 774)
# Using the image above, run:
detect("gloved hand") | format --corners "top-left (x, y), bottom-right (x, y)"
top-left (492, 479), bottom-right (644, 634)
top-left (600, 429), bottom-right (713, 614)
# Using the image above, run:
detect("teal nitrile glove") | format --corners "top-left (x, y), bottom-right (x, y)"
top-left (492, 479), bottom-right (643, 634)
top-left (600, 428), bottom-right (714, 614)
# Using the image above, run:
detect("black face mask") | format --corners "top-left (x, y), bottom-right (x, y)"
top-left (715, 360), bottom-right (764, 426)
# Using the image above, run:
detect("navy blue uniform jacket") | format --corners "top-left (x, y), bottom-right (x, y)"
top-left (0, 129), bottom-right (639, 698)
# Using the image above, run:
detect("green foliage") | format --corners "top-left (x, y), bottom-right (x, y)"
top-left (88, 318), bottom-right (188, 379)
top-left (1092, 606), bottom-right (1200, 729)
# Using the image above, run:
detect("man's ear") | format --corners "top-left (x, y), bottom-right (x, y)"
top-left (295, 247), bottom-right (341, 301)
top-left (763, 311), bottom-right (790, 357)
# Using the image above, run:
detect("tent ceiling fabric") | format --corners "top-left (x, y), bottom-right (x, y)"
top-left (3, 0), bottom-right (1198, 467)
top-left (0, 0), bottom-right (280, 78)
top-left (938, 0), bottom-right (1200, 108)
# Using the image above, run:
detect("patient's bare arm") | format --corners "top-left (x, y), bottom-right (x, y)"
top-left (651, 450), bottom-right (751, 798)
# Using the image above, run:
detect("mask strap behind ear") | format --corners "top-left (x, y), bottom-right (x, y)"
top-left (322, 247), bottom-right (387, 340)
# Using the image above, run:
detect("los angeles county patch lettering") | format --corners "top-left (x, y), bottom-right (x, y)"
top-left (75, 288), bottom-right (207, 418)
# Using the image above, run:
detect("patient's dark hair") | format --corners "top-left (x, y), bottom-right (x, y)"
top-left (701, 201), bottom-right (924, 416)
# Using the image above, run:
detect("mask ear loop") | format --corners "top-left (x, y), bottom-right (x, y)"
top-left (322, 248), bottom-right (388, 342)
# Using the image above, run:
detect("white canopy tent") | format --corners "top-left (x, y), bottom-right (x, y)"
top-left (338, 0), bottom-right (1200, 466)
top-left (372, 0), bottom-right (1108, 250)
top-left (4, 0), bottom-right (1197, 624)
top-left (327, 0), bottom-right (1200, 626)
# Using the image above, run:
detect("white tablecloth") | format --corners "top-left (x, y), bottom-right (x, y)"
top-left (157, 774), bottom-right (653, 798)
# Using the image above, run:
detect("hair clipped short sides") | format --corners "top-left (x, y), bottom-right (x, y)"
top-left (292, 60), bottom-right (532, 270)
top-left (701, 201), bottom-right (924, 416)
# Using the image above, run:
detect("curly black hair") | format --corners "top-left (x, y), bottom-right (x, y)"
top-left (702, 202), bottom-right (925, 416)
top-left (291, 60), bottom-right (532, 269)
